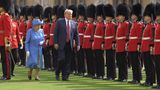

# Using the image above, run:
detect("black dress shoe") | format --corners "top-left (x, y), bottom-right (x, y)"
top-left (152, 85), bottom-right (160, 89)
top-left (11, 74), bottom-right (15, 77)
top-left (28, 75), bottom-right (32, 80)
top-left (62, 78), bottom-right (69, 81)
top-left (0, 77), bottom-right (10, 80)
top-left (56, 76), bottom-right (60, 81)
top-left (140, 82), bottom-right (153, 87)
top-left (128, 80), bottom-right (140, 84)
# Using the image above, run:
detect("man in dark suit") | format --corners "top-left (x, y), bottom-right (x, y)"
top-left (54, 9), bottom-right (80, 81)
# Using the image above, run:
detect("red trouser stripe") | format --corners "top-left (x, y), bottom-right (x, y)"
top-left (5, 51), bottom-right (10, 79)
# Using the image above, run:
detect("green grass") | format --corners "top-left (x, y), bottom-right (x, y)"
top-left (0, 66), bottom-right (155, 90)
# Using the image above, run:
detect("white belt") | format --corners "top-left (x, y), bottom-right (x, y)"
top-left (154, 39), bottom-right (160, 42)
top-left (116, 36), bottom-right (126, 40)
top-left (50, 34), bottom-right (54, 36)
top-left (84, 35), bottom-right (91, 38)
top-left (13, 35), bottom-right (17, 38)
top-left (105, 36), bottom-right (114, 39)
top-left (44, 34), bottom-right (47, 37)
top-left (142, 37), bottom-right (150, 40)
top-left (79, 33), bottom-right (84, 36)
top-left (19, 32), bottom-right (23, 35)
top-left (129, 37), bottom-right (138, 39)
top-left (94, 35), bottom-right (103, 38)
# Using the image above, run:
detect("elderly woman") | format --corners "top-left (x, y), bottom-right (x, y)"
top-left (25, 19), bottom-right (44, 80)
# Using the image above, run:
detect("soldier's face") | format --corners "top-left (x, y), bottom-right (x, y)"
top-left (87, 17), bottom-right (93, 22)
top-left (156, 16), bottom-right (160, 23)
top-left (144, 16), bottom-right (151, 23)
top-left (97, 16), bottom-right (103, 22)
top-left (78, 16), bottom-right (84, 21)
top-left (131, 15), bottom-right (138, 22)
top-left (118, 15), bottom-right (125, 22)
top-left (105, 17), bottom-right (112, 23)
top-left (52, 15), bottom-right (57, 21)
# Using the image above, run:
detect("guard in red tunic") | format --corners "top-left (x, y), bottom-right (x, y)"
top-left (152, 3), bottom-right (160, 89)
top-left (43, 7), bottom-right (52, 70)
top-left (76, 4), bottom-right (86, 76)
top-left (128, 3), bottom-right (143, 84)
top-left (18, 6), bottom-right (27, 66)
top-left (92, 4), bottom-right (105, 79)
top-left (140, 3), bottom-right (155, 87)
top-left (82, 4), bottom-right (96, 78)
top-left (26, 6), bottom-right (33, 31)
top-left (115, 4), bottom-right (129, 82)
top-left (103, 4), bottom-right (116, 80)
top-left (10, 14), bottom-right (23, 76)
top-left (0, 0), bottom-right (12, 80)
top-left (49, 5), bottom-right (58, 71)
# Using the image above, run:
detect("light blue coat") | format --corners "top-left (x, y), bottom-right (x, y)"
top-left (25, 28), bottom-right (44, 69)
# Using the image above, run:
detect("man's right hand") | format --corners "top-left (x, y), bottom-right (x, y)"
top-left (54, 44), bottom-right (59, 50)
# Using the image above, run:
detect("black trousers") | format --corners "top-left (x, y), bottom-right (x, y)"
top-left (55, 42), bottom-right (72, 79)
top-left (106, 49), bottom-right (116, 79)
top-left (70, 50), bottom-right (77, 73)
top-left (0, 46), bottom-right (11, 78)
top-left (116, 52), bottom-right (128, 80)
top-left (49, 46), bottom-right (58, 69)
top-left (85, 48), bottom-right (96, 76)
top-left (141, 52), bottom-right (155, 84)
top-left (18, 44), bottom-right (26, 66)
top-left (128, 52), bottom-right (142, 81)
top-left (77, 47), bottom-right (85, 74)
top-left (11, 48), bottom-right (20, 74)
top-left (43, 46), bottom-right (51, 69)
top-left (154, 55), bottom-right (160, 85)
top-left (94, 50), bottom-right (104, 77)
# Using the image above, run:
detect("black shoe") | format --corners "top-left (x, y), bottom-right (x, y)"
top-left (56, 75), bottom-right (60, 81)
top-left (114, 79), bottom-right (122, 82)
top-left (140, 82), bottom-right (153, 87)
top-left (11, 74), bottom-right (15, 77)
top-left (121, 79), bottom-right (127, 82)
top-left (152, 85), bottom-right (160, 89)
top-left (62, 78), bottom-right (69, 81)
top-left (128, 80), bottom-right (140, 84)
top-left (28, 75), bottom-right (32, 80)
top-left (0, 77), bottom-right (10, 80)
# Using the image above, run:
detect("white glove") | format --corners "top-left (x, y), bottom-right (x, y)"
top-left (26, 51), bottom-right (30, 58)
top-left (39, 41), bottom-right (44, 46)
top-left (20, 45), bottom-right (23, 49)
top-left (77, 46), bottom-right (80, 51)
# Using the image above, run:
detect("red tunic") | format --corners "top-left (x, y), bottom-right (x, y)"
top-left (104, 22), bottom-right (115, 50)
top-left (92, 22), bottom-right (104, 50)
top-left (0, 13), bottom-right (12, 46)
top-left (154, 23), bottom-right (160, 55)
top-left (128, 22), bottom-right (143, 52)
top-left (115, 21), bottom-right (129, 52)
top-left (19, 20), bottom-right (26, 38)
top-left (11, 20), bottom-right (21, 49)
top-left (77, 21), bottom-right (86, 46)
top-left (43, 23), bottom-right (50, 46)
top-left (141, 23), bottom-right (153, 52)
top-left (49, 21), bottom-right (56, 46)
top-left (82, 22), bottom-right (95, 49)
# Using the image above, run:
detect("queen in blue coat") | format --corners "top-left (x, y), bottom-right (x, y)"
top-left (25, 19), bottom-right (44, 80)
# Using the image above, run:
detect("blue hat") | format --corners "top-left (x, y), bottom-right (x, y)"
top-left (32, 19), bottom-right (43, 26)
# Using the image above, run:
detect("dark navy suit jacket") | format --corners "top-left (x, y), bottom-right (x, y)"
top-left (54, 18), bottom-right (80, 60)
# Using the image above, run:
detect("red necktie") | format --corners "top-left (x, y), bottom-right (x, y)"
top-left (66, 20), bottom-right (70, 42)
